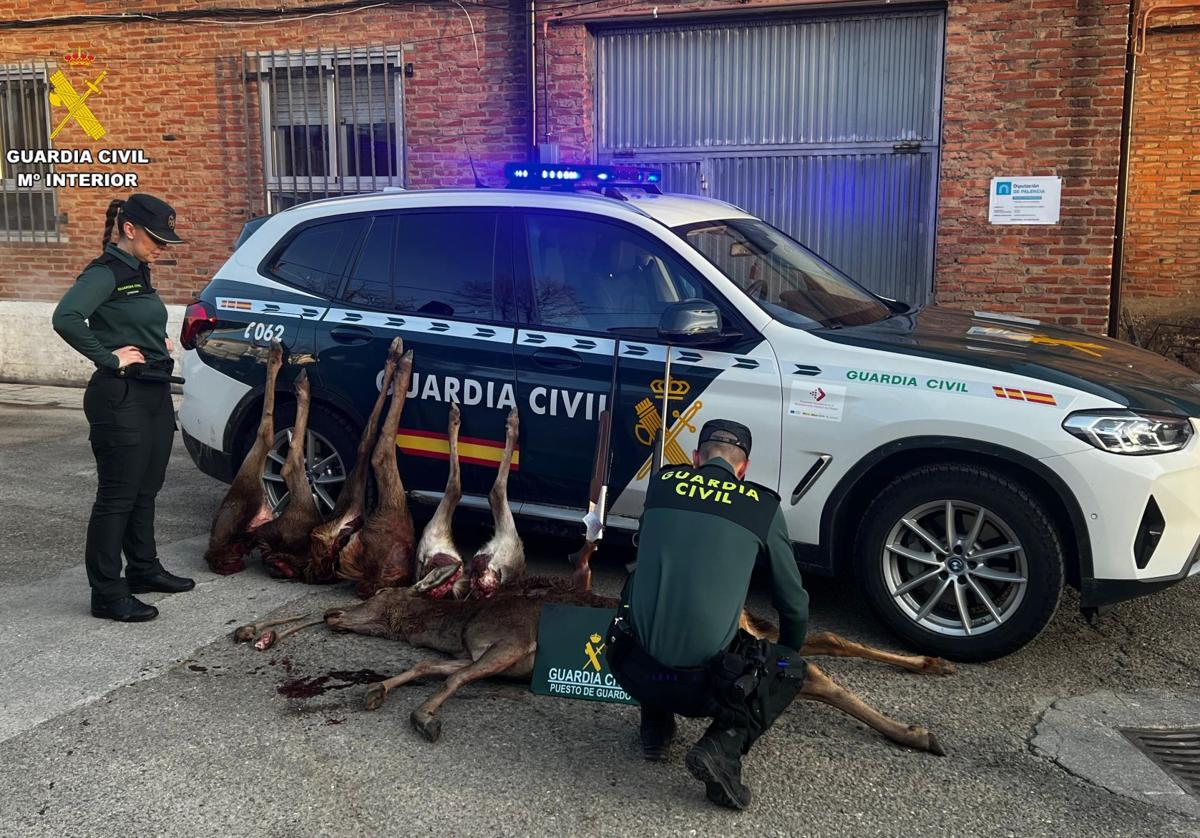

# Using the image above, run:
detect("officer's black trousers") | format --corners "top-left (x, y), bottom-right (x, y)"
top-left (83, 372), bottom-right (176, 600)
top-left (609, 631), bottom-right (804, 755)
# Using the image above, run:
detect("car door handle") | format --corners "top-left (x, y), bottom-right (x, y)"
top-left (330, 325), bottom-right (375, 346)
top-left (531, 347), bottom-right (583, 370)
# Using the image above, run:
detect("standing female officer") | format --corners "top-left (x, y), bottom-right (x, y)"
top-left (52, 194), bottom-right (195, 622)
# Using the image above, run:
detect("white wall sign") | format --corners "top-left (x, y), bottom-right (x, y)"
top-left (988, 176), bottom-right (1062, 225)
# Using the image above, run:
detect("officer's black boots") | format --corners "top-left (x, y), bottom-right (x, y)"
top-left (685, 728), bottom-right (752, 810)
top-left (91, 594), bottom-right (158, 622)
top-left (127, 568), bottom-right (195, 594)
top-left (639, 708), bottom-right (677, 761)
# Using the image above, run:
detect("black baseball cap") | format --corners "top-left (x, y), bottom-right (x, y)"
top-left (121, 193), bottom-right (183, 244)
top-left (698, 418), bottom-right (752, 457)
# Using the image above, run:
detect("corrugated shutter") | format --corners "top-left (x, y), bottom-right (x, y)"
top-left (596, 9), bottom-right (944, 304)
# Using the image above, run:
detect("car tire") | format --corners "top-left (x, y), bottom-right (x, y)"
top-left (242, 401), bottom-right (361, 519)
top-left (853, 463), bottom-right (1064, 662)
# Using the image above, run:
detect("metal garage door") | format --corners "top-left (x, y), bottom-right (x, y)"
top-left (595, 9), bottom-right (945, 304)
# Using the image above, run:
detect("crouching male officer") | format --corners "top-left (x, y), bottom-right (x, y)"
top-left (606, 419), bottom-right (809, 810)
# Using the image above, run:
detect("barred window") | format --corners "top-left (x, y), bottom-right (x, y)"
top-left (253, 47), bottom-right (404, 212)
top-left (0, 64), bottom-right (58, 241)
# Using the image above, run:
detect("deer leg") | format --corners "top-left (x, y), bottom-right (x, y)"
top-left (486, 407), bottom-right (519, 537)
top-left (253, 616), bottom-right (325, 651)
top-left (410, 640), bottom-right (533, 743)
top-left (799, 662), bottom-right (945, 756)
top-left (799, 631), bottom-right (956, 676)
top-left (232, 614), bottom-right (306, 642)
top-left (414, 403), bottom-right (464, 593)
top-left (429, 402), bottom-right (463, 530)
top-left (363, 658), bottom-right (472, 711)
top-left (369, 349), bottom-right (414, 500)
top-left (468, 408), bottom-right (524, 599)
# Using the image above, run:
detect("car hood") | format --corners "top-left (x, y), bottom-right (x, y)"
top-left (814, 306), bottom-right (1200, 416)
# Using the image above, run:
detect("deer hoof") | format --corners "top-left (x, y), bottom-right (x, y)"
top-left (411, 710), bottom-right (442, 743)
top-left (364, 683), bottom-right (388, 711)
top-left (233, 625), bottom-right (257, 643)
top-left (926, 731), bottom-right (945, 757)
top-left (923, 657), bottom-right (957, 676)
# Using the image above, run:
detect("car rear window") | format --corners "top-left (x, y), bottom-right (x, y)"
top-left (268, 216), bottom-right (368, 297)
top-left (391, 211), bottom-right (498, 319)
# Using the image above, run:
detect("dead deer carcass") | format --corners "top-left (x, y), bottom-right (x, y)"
top-left (318, 578), bottom-right (951, 751)
top-left (251, 369), bottom-right (321, 580)
top-left (413, 404), bottom-right (525, 600)
top-left (306, 337), bottom-right (405, 583)
top-left (204, 341), bottom-right (284, 575)
top-left (335, 347), bottom-right (417, 598)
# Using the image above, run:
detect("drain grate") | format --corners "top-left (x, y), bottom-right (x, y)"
top-left (1121, 727), bottom-right (1200, 796)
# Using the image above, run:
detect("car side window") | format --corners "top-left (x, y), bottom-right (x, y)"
top-left (269, 217), bottom-right (368, 297)
top-left (523, 212), bottom-right (713, 334)
top-left (392, 211), bottom-right (497, 319)
top-left (342, 216), bottom-right (395, 310)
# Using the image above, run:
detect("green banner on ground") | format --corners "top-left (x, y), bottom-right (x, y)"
top-left (530, 603), bottom-right (637, 705)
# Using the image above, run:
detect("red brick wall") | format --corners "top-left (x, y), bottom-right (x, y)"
top-left (1119, 23), bottom-right (1200, 327)
top-left (0, 0), bottom-right (529, 305)
top-left (540, 0), bottom-right (1131, 332)
top-left (0, 0), bottom-right (1140, 336)
top-left (935, 0), bottom-right (1129, 331)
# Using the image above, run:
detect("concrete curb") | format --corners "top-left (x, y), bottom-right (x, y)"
top-left (0, 300), bottom-right (186, 385)
top-left (1031, 690), bottom-right (1200, 819)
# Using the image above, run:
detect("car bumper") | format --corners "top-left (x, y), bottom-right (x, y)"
top-left (1043, 428), bottom-right (1200, 607)
top-left (1081, 545), bottom-right (1200, 608)
top-left (182, 427), bottom-right (236, 484)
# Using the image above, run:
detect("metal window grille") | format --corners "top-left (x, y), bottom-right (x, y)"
top-left (0, 62), bottom-right (60, 242)
top-left (250, 47), bottom-right (405, 213)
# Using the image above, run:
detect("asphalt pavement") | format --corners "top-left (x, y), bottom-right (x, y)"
top-left (1, 383), bottom-right (1199, 837)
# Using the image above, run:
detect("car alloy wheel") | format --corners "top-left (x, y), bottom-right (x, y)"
top-left (262, 426), bottom-right (347, 516)
top-left (881, 499), bottom-right (1029, 638)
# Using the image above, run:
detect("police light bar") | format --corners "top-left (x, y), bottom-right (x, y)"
top-left (504, 162), bottom-right (662, 190)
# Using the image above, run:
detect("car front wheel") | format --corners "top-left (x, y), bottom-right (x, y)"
top-left (854, 463), bottom-right (1065, 662)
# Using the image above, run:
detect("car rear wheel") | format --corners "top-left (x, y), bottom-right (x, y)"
top-left (854, 463), bottom-right (1064, 661)
top-left (254, 403), bottom-right (359, 518)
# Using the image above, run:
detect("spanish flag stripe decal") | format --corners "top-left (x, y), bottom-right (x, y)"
top-left (993, 386), bottom-right (1057, 406)
top-left (1024, 392), bottom-right (1057, 405)
top-left (398, 428), bottom-right (518, 450)
top-left (395, 432), bottom-right (519, 469)
top-left (401, 448), bottom-right (516, 470)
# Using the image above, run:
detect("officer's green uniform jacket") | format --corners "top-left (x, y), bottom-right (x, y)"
top-left (51, 244), bottom-right (170, 370)
top-left (625, 457), bottom-right (810, 668)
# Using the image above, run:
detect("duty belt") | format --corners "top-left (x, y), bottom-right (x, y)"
top-left (107, 359), bottom-right (184, 385)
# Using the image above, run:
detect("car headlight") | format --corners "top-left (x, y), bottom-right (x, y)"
top-left (1063, 410), bottom-right (1193, 455)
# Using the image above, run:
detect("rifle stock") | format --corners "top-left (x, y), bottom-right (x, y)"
top-left (569, 408), bottom-right (613, 591)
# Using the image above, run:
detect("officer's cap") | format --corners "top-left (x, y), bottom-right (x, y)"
top-left (698, 418), bottom-right (752, 457)
top-left (121, 193), bottom-right (183, 245)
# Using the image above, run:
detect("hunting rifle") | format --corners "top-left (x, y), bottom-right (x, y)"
top-left (568, 341), bottom-right (621, 590)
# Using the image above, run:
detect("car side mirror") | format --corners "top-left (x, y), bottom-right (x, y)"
top-left (658, 299), bottom-right (723, 345)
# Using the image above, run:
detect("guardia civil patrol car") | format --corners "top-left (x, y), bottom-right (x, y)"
top-left (180, 163), bottom-right (1200, 661)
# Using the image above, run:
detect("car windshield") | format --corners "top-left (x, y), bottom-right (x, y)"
top-left (675, 218), bottom-right (893, 329)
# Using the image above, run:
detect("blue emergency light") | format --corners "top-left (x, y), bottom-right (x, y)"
top-left (504, 162), bottom-right (662, 192)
